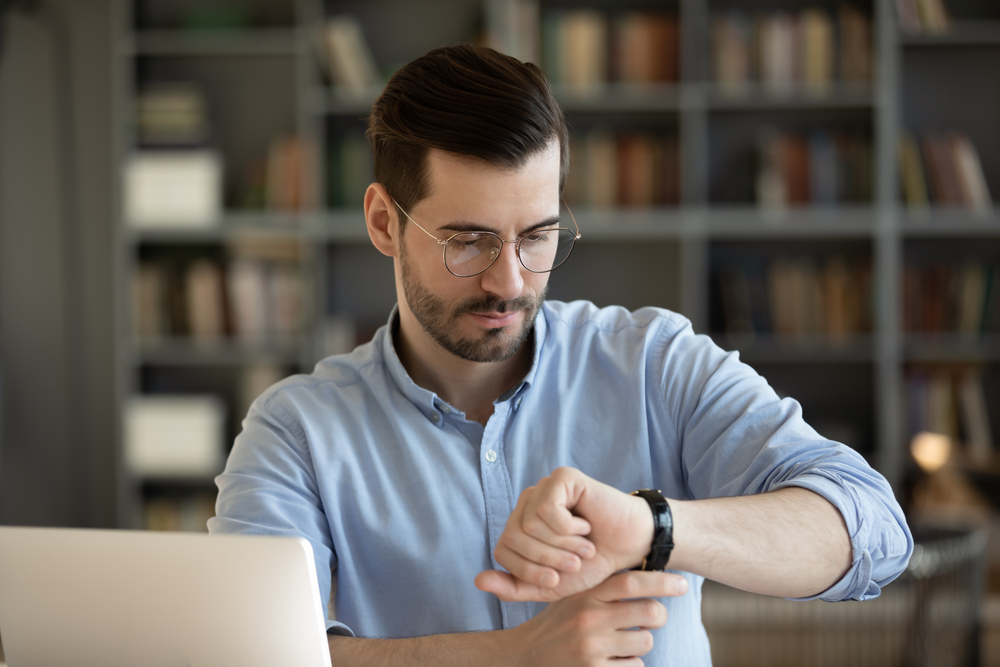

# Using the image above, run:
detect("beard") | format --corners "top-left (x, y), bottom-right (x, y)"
top-left (400, 242), bottom-right (546, 363)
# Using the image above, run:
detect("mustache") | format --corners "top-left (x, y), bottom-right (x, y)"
top-left (454, 295), bottom-right (537, 316)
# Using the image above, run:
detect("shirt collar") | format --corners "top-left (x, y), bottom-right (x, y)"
top-left (376, 303), bottom-right (547, 420)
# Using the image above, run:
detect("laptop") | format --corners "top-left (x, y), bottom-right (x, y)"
top-left (0, 527), bottom-right (332, 667)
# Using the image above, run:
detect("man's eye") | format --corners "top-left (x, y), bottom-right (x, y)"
top-left (522, 231), bottom-right (551, 244)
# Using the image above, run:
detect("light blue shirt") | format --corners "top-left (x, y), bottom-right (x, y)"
top-left (209, 300), bottom-right (912, 666)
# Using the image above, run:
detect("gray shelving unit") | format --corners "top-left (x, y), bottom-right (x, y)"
top-left (112, 0), bottom-right (1000, 528)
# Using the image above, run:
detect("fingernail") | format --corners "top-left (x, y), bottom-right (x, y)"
top-left (540, 571), bottom-right (558, 588)
top-left (674, 577), bottom-right (689, 595)
top-left (577, 545), bottom-right (594, 559)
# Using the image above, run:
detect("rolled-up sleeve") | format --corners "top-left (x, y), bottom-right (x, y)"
top-left (659, 317), bottom-right (913, 602)
top-left (208, 390), bottom-right (356, 637)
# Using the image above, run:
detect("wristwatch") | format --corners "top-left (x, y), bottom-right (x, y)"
top-left (630, 489), bottom-right (674, 571)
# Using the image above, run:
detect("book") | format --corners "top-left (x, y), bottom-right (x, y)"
top-left (898, 131), bottom-right (930, 209)
top-left (266, 134), bottom-right (319, 213)
top-left (133, 263), bottom-right (166, 341)
top-left (717, 265), bottom-right (755, 337)
top-left (957, 262), bottom-right (987, 337)
top-left (617, 133), bottom-right (656, 207)
top-left (124, 395), bottom-right (225, 477)
top-left (915, 0), bottom-right (952, 34)
top-left (136, 82), bottom-right (210, 148)
top-left (321, 15), bottom-right (381, 96)
top-left (839, 6), bottom-right (873, 85)
top-left (124, 151), bottom-right (222, 228)
top-left (922, 135), bottom-right (963, 206)
top-left (613, 12), bottom-right (679, 84)
top-left (185, 259), bottom-right (226, 343)
top-left (801, 8), bottom-right (834, 95)
top-left (895, 0), bottom-right (923, 33)
top-left (559, 9), bottom-right (608, 90)
top-left (758, 12), bottom-right (796, 94)
top-left (949, 132), bottom-right (993, 215)
top-left (712, 12), bottom-right (752, 94)
top-left (584, 129), bottom-right (618, 208)
top-left (958, 370), bottom-right (994, 466)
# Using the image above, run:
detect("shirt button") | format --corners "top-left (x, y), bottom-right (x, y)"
top-left (485, 450), bottom-right (498, 463)
top-left (440, 404), bottom-right (451, 414)
top-left (430, 412), bottom-right (441, 424)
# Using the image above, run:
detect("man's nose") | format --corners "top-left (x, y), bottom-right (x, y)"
top-left (479, 241), bottom-right (524, 301)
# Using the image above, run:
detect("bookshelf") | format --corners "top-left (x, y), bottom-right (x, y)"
top-left (113, 0), bottom-right (1000, 529)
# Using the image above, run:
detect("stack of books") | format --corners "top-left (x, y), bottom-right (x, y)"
top-left (715, 254), bottom-right (872, 342)
top-left (898, 130), bottom-right (992, 214)
top-left (133, 238), bottom-right (304, 347)
top-left (543, 10), bottom-right (679, 91)
top-left (756, 129), bottom-right (872, 209)
top-left (564, 130), bottom-right (679, 208)
top-left (712, 6), bottom-right (872, 95)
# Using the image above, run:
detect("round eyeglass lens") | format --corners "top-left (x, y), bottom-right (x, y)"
top-left (445, 233), bottom-right (502, 277)
top-left (443, 228), bottom-right (577, 276)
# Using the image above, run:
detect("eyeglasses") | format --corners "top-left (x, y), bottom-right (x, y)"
top-left (393, 200), bottom-right (582, 278)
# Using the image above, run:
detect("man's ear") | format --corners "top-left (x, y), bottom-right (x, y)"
top-left (365, 183), bottom-right (398, 258)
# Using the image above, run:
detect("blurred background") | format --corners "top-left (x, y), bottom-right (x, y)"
top-left (1, 0), bottom-right (999, 664)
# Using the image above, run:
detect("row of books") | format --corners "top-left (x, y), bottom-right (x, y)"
top-left (903, 261), bottom-right (1000, 335)
top-left (757, 129), bottom-right (872, 210)
top-left (714, 254), bottom-right (872, 341)
top-left (132, 239), bottom-right (305, 345)
top-left (563, 130), bottom-right (679, 209)
top-left (712, 6), bottom-right (872, 96)
top-left (898, 131), bottom-right (992, 214)
top-left (136, 82), bottom-right (211, 148)
top-left (895, 0), bottom-right (952, 34)
top-left (542, 10), bottom-right (679, 90)
top-left (237, 134), bottom-right (320, 212)
top-left (906, 366), bottom-right (994, 467)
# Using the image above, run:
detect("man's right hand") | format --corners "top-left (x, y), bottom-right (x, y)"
top-left (503, 570), bottom-right (679, 666)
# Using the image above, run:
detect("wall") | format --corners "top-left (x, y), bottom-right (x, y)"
top-left (0, 0), bottom-right (116, 526)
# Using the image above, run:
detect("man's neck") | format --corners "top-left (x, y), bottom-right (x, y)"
top-left (393, 318), bottom-right (534, 426)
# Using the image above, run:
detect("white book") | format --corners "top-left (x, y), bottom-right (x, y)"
top-left (124, 151), bottom-right (222, 228)
top-left (124, 395), bottom-right (225, 477)
top-left (323, 15), bottom-right (380, 95)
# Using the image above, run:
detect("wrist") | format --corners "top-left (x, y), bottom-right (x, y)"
top-left (629, 489), bottom-right (674, 571)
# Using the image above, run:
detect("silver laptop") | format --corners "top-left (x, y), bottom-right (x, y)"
top-left (0, 527), bottom-right (332, 667)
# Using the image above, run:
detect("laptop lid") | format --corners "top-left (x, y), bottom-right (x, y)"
top-left (0, 527), bottom-right (332, 667)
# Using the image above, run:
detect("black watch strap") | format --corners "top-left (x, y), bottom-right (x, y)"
top-left (630, 489), bottom-right (674, 571)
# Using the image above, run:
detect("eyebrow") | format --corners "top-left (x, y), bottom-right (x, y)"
top-left (437, 216), bottom-right (562, 237)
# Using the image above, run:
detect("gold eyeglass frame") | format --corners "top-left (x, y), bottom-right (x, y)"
top-left (393, 199), bottom-right (582, 278)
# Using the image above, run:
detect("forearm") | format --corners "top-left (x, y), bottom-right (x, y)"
top-left (667, 486), bottom-right (851, 598)
top-left (328, 629), bottom-right (518, 667)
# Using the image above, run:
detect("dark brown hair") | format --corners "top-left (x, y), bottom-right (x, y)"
top-left (366, 44), bottom-right (569, 218)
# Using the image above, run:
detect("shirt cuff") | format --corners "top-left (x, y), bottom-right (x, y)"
top-left (326, 619), bottom-right (357, 637)
top-left (773, 471), bottom-right (910, 603)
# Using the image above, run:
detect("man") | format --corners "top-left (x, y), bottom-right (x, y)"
top-left (209, 44), bottom-right (912, 666)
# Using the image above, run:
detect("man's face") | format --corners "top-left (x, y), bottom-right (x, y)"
top-left (395, 142), bottom-right (561, 363)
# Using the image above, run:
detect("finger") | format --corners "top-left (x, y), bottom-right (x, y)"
top-left (473, 569), bottom-right (561, 603)
top-left (493, 542), bottom-right (563, 589)
top-left (608, 597), bottom-right (669, 632)
top-left (522, 473), bottom-right (592, 539)
top-left (592, 571), bottom-right (689, 603)
top-left (501, 522), bottom-right (594, 570)
top-left (611, 627), bottom-right (657, 659)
